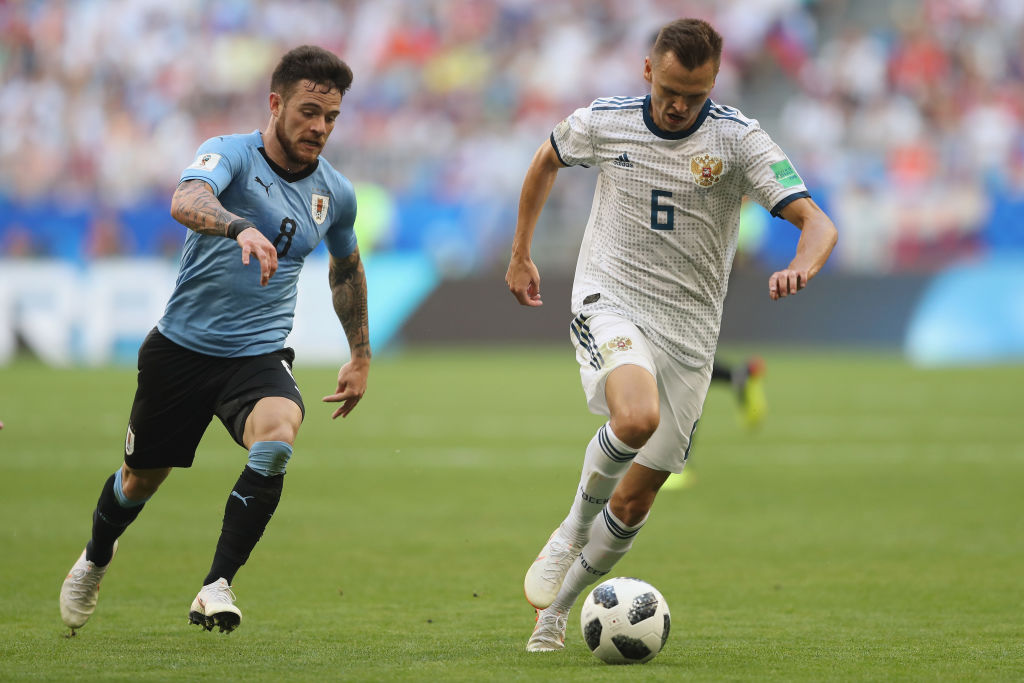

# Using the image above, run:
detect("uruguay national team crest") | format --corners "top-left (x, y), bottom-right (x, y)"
top-left (600, 336), bottom-right (633, 356)
top-left (125, 423), bottom-right (135, 456)
top-left (689, 153), bottom-right (724, 187)
top-left (311, 193), bottom-right (330, 225)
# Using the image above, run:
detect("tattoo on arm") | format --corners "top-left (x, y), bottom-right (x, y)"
top-left (329, 248), bottom-right (371, 361)
top-left (171, 180), bottom-right (244, 237)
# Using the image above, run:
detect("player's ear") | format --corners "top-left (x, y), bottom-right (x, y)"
top-left (643, 56), bottom-right (653, 85)
top-left (269, 91), bottom-right (283, 117)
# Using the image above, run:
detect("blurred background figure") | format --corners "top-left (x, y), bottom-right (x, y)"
top-left (712, 357), bottom-right (767, 431)
top-left (1, 0), bottom-right (1023, 365)
top-left (662, 355), bottom-right (765, 492)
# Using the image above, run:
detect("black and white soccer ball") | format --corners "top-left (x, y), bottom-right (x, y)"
top-left (580, 577), bottom-right (671, 664)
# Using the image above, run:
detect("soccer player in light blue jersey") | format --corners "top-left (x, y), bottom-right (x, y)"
top-left (60, 46), bottom-right (370, 635)
top-left (506, 19), bottom-right (838, 651)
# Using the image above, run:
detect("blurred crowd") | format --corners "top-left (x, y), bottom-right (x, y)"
top-left (1, 0), bottom-right (1022, 271)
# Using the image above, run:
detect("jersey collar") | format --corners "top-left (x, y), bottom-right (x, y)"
top-left (257, 136), bottom-right (319, 183)
top-left (642, 95), bottom-right (711, 140)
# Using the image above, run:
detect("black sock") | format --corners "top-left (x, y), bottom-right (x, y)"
top-left (85, 473), bottom-right (146, 566)
top-left (203, 466), bottom-right (283, 586)
top-left (711, 360), bottom-right (732, 383)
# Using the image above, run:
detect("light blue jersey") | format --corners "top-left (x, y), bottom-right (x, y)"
top-left (158, 130), bottom-right (357, 357)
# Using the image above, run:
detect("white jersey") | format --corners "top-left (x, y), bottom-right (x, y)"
top-left (552, 95), bottom-right (809, 367)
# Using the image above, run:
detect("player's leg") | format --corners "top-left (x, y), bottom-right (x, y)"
top-left (711, 357), bottom-right (732, 384)
top-left (529, 463), bottom-right (667, 652)
top-left (525, 364), bottom-right (657, 613)
top-left (525, 316), bottom-right (658, 614)
top-left (60, 329), bottom-right (214, 633)
top-left (738, 357), bottom-right (766, 429)
top-left (575, 363), bottom-right (660, 537)
top-left (86, 465), bottom-right (170, 567)
top-left (205, 396), bottom-right (299, 586)
top-left (527, 336), bottom-right (660, 650)
top-left (60, 465), bottom-right (169, 632)
top-left (192, 350), bottom-right (304, 632)
top-left (529, 352), bottom-right (710, 651)
top-left (713, 356), bottom-right (766, 429)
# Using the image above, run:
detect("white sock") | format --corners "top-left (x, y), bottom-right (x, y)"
top-left (551, 506), bottom-right (646, 612)
top-left (561, 423), bottom-right (638, 545)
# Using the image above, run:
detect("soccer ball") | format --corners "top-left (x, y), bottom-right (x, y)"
top-left (579, 577), bottom-right (670, 664)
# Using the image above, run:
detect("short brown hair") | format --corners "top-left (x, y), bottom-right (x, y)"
top-left (271, 45), bottom-right (354, 100)
top-left (652, 18), bottom-right (723, 70)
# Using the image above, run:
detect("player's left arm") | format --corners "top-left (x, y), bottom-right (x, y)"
top-left (321, 246), bottom-right (370, 418)
top-left (769, 196), bottom-right (838, 301)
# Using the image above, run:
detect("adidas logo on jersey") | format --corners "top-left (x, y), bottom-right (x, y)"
top-left (613, 152), bottom-right (634, 168)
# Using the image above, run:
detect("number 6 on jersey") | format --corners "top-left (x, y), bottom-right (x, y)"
top-left (650, 190), bottom-right (674, 231)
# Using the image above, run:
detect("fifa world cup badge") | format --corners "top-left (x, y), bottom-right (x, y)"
top-left (187, 153), bottom-right (222, 171)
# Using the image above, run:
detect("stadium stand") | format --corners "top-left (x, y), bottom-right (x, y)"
top-left (1, 0), bottom-right (1021, 272)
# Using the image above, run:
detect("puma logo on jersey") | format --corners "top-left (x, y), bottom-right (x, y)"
top-left (255, 176), bottom-right (274, 196)
top-left (613, 152), bottom-right (634, 168)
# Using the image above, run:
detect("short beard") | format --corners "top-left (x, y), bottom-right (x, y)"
top-left (272, 117), bottom-right (309, 171)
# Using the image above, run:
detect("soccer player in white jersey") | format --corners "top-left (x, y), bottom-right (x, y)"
top-left (505, 18), bottom-right (838, 652)
top-left (59, 46), bottom-right (370, 636)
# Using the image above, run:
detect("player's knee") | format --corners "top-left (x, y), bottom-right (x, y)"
top-left (248, 440), bottom-right (293, 477)
top-left (610, 409), bottom-right (660, 449)
top-left (120, 465), bottom-right (169, 500)
top-left (257, 420), bottom-right (298, 445)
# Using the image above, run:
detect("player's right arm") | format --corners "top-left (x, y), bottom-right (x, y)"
top-left (170, 180), bottom-right (279, 286)
top-left (506, 140), bottom-right (565, 307)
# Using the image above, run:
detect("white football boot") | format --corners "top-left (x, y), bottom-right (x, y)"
top-left (60, 541), bottom-right (118, 632)
top-left (188, 578), bottom-right (242, 633)
top-left (524, 526), bottom-right (580, 609)
top-left (526, 607), bottom-right (568, 652)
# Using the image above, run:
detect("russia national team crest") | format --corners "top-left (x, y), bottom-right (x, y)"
top-left (689, 153), bottom-right (724, 187)
top-left (311, 193), bottom-right (330, 225)
top-left (600, 336), bottom-right (633, 355)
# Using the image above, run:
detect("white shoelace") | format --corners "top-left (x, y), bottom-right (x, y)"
top-left (66, 564), bottom-right (103, 601)
top-left (203, 582), bottom-right (236, 605)
top-left (542, 538), bottom-right (579, 583)
top-left (533, 610), bottom-right (568, 643)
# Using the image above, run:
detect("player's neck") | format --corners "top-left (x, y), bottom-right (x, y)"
top-left (261, 127), bottom-right (312, 175)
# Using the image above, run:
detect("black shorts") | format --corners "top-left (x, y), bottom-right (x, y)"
top-left (123, 328), bottom-right (305, 469)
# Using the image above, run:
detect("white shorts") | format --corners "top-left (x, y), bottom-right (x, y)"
top-left (570, 312), bottom-right (713, 474)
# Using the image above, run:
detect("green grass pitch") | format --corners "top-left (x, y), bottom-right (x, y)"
top-left (1, 348), bottom-right (1022, 681)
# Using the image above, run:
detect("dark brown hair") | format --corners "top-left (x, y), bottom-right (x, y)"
top-left (652, 18), bottom-right (723, 70)
top-left (270, 45), bottom-right (353, 100)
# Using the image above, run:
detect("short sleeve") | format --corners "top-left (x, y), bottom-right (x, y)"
top-left (324, 176), bottom-right (358, 258)
top-left (550, 106), bottom-right (597, 168)
top-left (737, 126), bottom-right (810, 217)
top-left (178, 137), bottom-right (246, 196)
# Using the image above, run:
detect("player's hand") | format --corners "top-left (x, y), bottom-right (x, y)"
top-left (237, 228), bottom-right (278, 286)
top-left (506, 257), bottom-right (543, 307)
top-left (322, 360), bottom-right (369, 419)
top-left (768, 268), bottom-right (808, 300)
